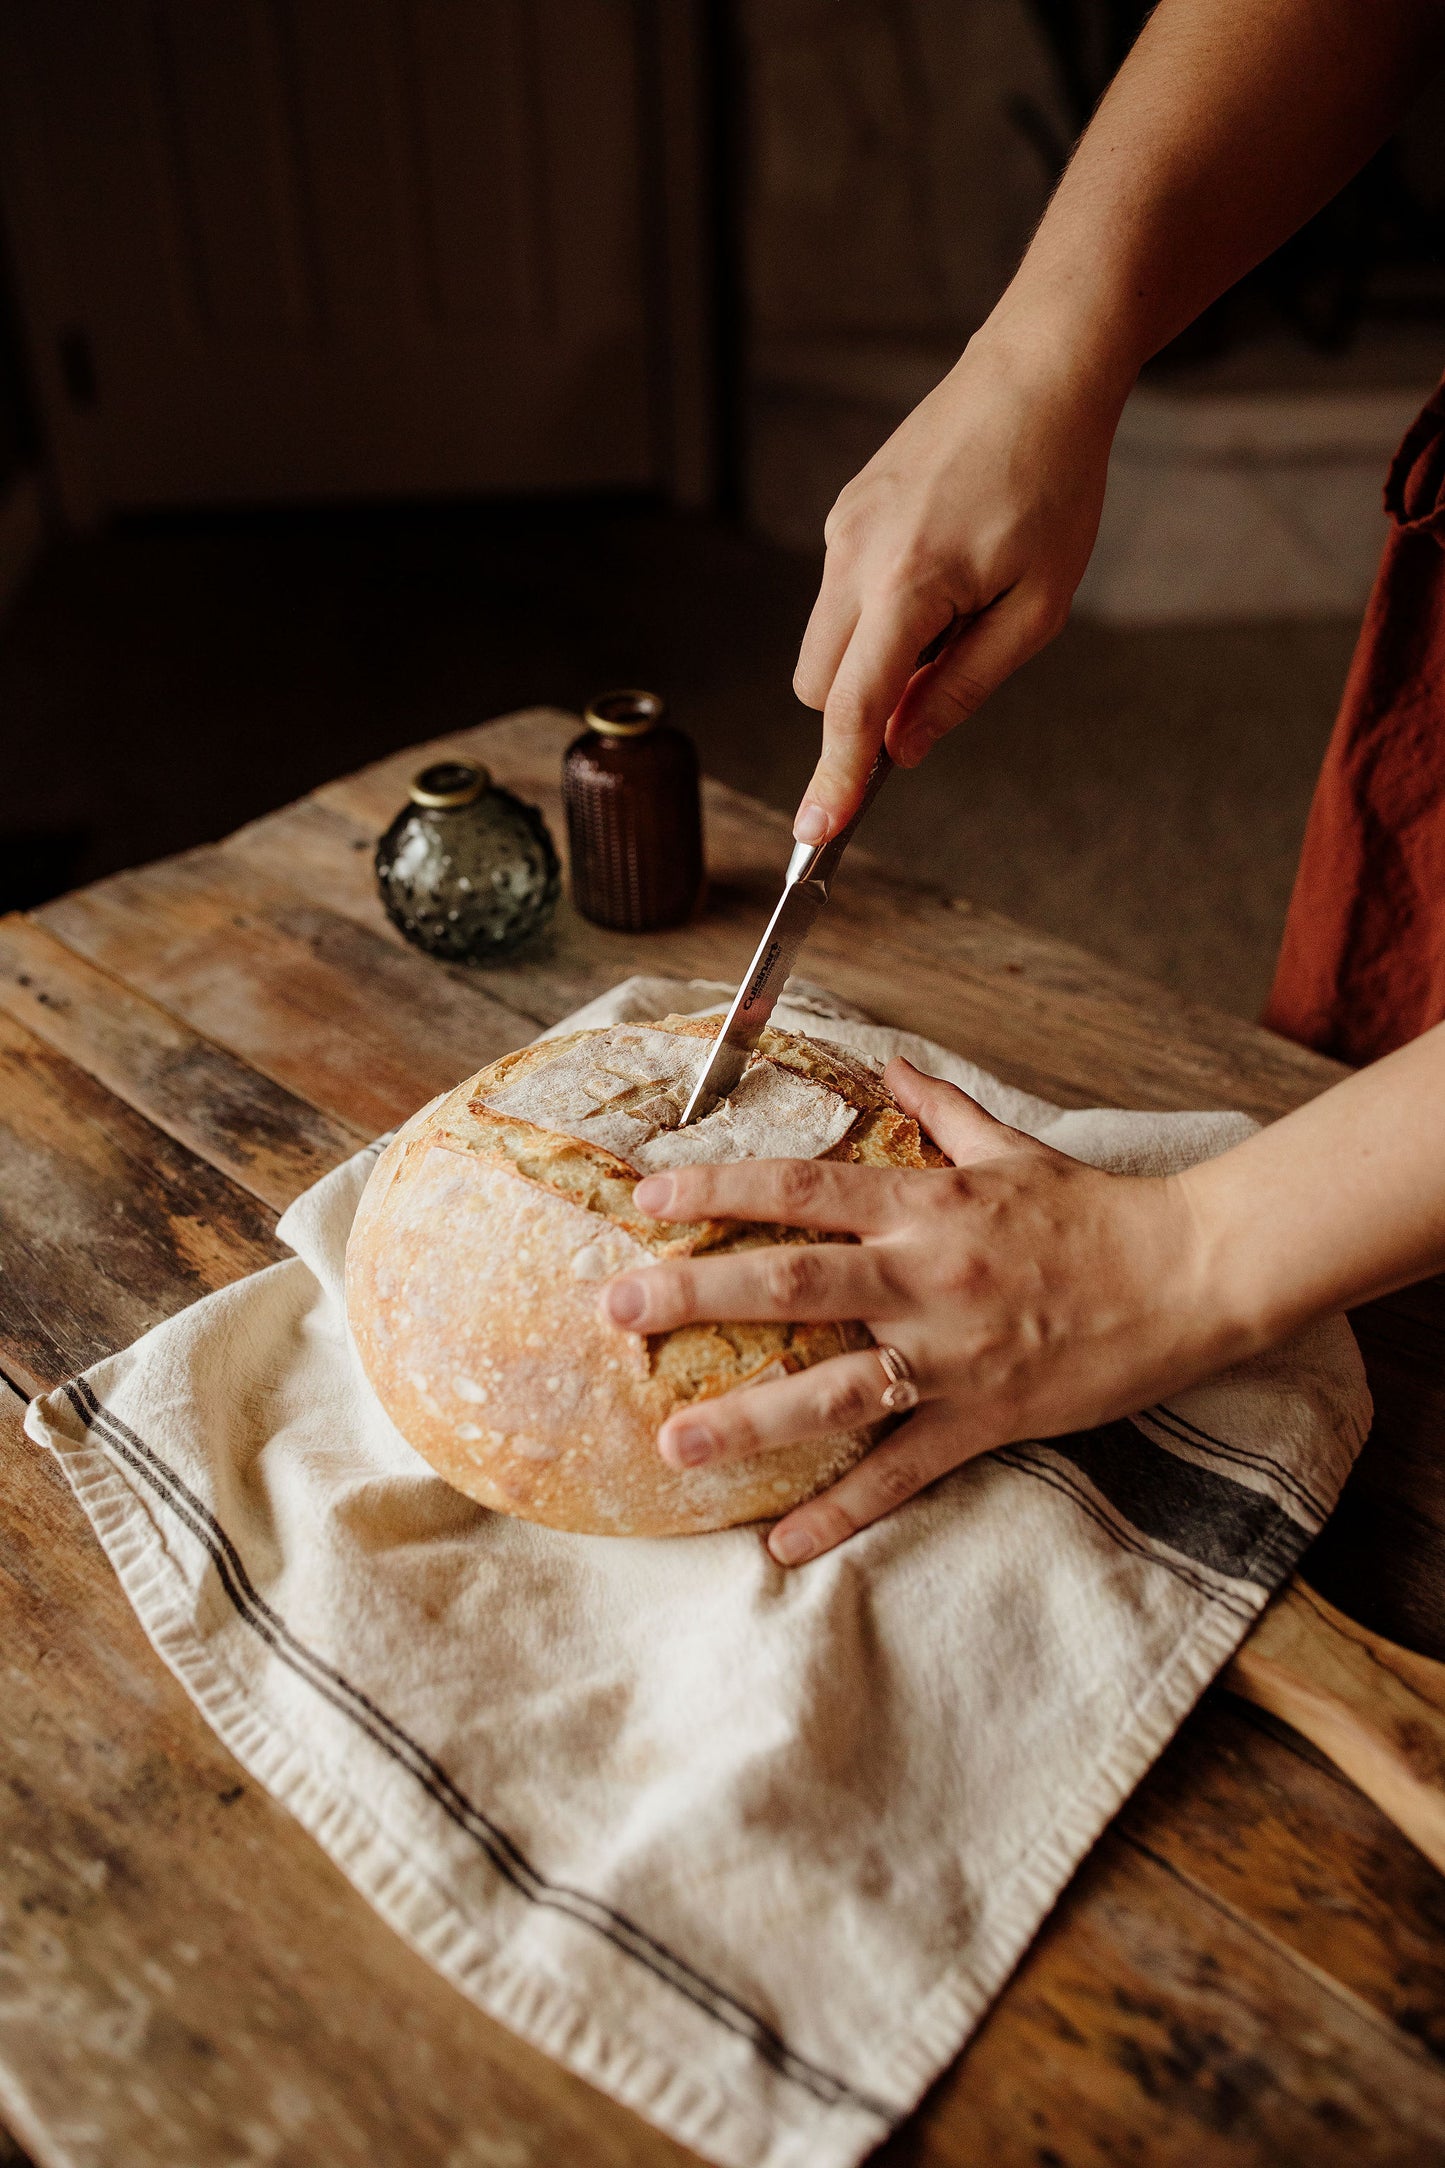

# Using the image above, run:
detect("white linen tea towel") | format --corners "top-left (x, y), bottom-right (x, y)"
top-left (27, 976), bottom-right (1370, 2168)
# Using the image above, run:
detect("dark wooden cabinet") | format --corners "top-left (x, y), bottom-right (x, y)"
top-left (0, 0), bottom-right (714, 516)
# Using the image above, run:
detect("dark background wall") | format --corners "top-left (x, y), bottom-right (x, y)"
top-left (1, 1), bottom-right (1443, 1018)
top-left (0, 237), bottom-right (35, 494)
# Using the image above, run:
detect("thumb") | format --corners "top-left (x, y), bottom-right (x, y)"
top-left (884, 1057), bottom-right (1033, 1168)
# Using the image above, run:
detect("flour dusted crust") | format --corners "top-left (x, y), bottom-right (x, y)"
top-left (345, 1014), bottom-right (945, 1537)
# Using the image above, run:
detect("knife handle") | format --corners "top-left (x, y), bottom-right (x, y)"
top-left (787, 748), bottom-right (894, 889)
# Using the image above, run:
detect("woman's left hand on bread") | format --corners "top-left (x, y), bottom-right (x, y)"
top-left (598, 1057), bottom-right (1252, 1566)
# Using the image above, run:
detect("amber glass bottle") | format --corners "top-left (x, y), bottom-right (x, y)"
top-left (563, 690), bottom-right (704, 932)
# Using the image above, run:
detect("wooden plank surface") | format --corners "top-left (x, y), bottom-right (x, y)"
top-left (6, 707), bottom-right (1445, 2166)
top-left (7, 1306), bottom-right (1444, 2168)
top-left (30, 850), bottom-right (546, 1139)
top-left (932, 1823), bottom-right (1445, 2167)
top-left (0, 917), bottom-right (364, 1211)
top-left (0, 1011), bottom-right (281, 1399)
top-left (43, 710), bottom-right (1349, 1127)
top-left (0, 1388), bottom-right (699, 2168)
top-left (298, 710), bottom-right (1356, 1122)
top-left (30, 709), bottom-right (1445, 1660)
top-left (1122, 1692), bottom-right (1445, 2057)
top-left (9, 1054), bottom-right (1441, 2165)
top-left (1227, 1578), bottom-right (1445, 1878)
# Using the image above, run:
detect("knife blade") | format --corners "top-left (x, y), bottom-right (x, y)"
top-left (677, 747), bottom-right (893, 1125)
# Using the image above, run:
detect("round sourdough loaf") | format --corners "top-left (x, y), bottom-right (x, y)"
top-left (345, 1013), bottom-right (944, 1536)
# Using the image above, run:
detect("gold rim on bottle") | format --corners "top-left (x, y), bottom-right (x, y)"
top-left (584, 689), bottom-right (665, 738)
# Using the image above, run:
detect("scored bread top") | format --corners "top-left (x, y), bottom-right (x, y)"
top-left (424, 1012), bottom-right (946, 1258)
top-left (346, 1016), bottom-right (949, 1533)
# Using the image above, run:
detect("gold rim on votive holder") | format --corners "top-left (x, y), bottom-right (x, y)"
top-left (584, 689), bottom-right (665, 738)
top-left (408, 758), bottom-right (490, 808)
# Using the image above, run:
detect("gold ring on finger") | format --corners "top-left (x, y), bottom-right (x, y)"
top-left (874, 1343), bottom-right (919, 1415)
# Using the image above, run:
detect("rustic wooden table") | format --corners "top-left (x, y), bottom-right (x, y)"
top-left (3, 709), bottom-right (1444, 2168)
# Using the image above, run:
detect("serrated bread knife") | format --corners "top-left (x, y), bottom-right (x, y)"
top-left (678, 747), bottom-right (893, 1126)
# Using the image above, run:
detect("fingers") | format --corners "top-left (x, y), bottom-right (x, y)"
top-left (630, 1157), bottom-right (901, 1236)
top-left (600, 1236), bottom-right (893, 1335)
top-left (884, 1058), bottom-right (1029, 1168)
top-left (656, 1347), bottom-right (915, 1471)
top-left (794, 591), bottom-right (953, 842)
top-left (794, 566), bottom-right (858, 718)
top-left (887, 581), bottom-right (1066, 767)
top-left (766, 1403), bottom-right (979, 1566)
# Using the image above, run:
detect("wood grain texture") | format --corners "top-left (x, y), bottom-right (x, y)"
top-left (8, 1339), bottom-right (1445, 2167)
top-left (0, 1388), bottom-right (703, 2168)
top-left (37, 847), bottom-right (550, 1138)
top-left (39, 710), bottom-right (1349, 1131)
top-left (0, 1013), bottom-right (281, 1398)
top-left (877, 1697), bottom-right (1445, 2165)
top-left (1123, 1693), bottom-right (1445, 2062)
top-left (314, 710), bottom-right (1354, 1124)
top-left (1227, 1578), bottom-right (1445, 1876)
top-left (0, 916), bottom-right (365, 1212)
top-left (10, 706), bottom-right (1445, 2165)
top-left (2, 1040), bottom-right (1438, 2168)
top-left (897, 1821), bottom-right (1445, 2167)
top-left (31, 710), bottom-right (1445, 1661)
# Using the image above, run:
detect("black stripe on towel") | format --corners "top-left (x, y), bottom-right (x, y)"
top-left (1042, 1418), bottom-right (1314, 1589)
top-left (994, 1444), bottom-right (1259, 1623)
top-left (64, 1379), bottom-right (895, 2125)
top-left (1143, 1403), bottom-right (1332, 1525)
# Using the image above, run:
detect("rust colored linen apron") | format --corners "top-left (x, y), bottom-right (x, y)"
top-left (1264, 376), bottom-right (1445, 1065)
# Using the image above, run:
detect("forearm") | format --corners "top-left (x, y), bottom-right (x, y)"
top-left (788, 0), bottom-right (1445, 836)
top-left (1186, 1023), bottom-right (1445, 1349)
top-left (988, 0), bottom-right (1445, 392)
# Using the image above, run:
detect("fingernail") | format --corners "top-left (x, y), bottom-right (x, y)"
top-left (602, 1278), bottom-right (646, 1326)
top-left (663, 1422), bottom-right (716, 1468)
top-left (793, 802), bottom-right (829, 845)
top-left (633, 1175), bottom-right (674, 1216)
top-left (770, 1525), bottom-right (819, 1566)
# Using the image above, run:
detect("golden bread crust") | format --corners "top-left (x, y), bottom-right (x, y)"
top-left (345, 1015), bottom-right (944, 1536)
